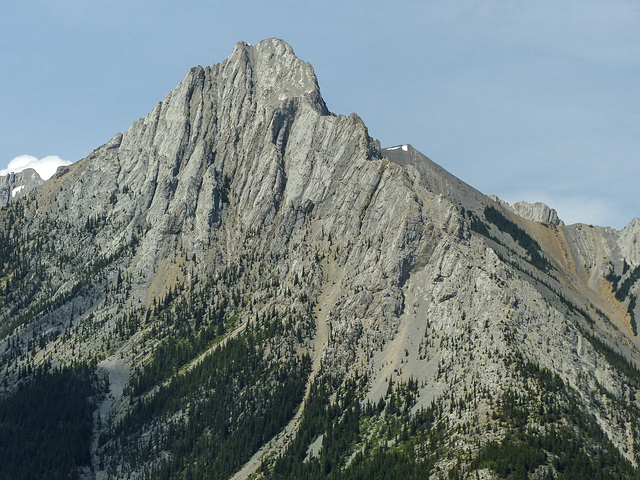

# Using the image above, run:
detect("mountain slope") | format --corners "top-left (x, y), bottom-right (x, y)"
top-left (1, 38), bottom-right (640, 479)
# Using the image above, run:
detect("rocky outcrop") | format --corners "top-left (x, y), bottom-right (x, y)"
top-left (488, 196), bottom-right (564, 225)
top-left (512, 200), bottom-right (564, 225)
top-left (0, 168), bottom-right (42, 206)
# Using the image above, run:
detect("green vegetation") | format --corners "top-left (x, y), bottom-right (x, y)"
top-left (466, 209), bottom-right (491, 238)
top-left (614, 265), bottom-right (640, 302)
top-left (628, 294), bottom-right (638, 335)
top-left (604, 263), bottom-right (639, 335)
top-left (483, 205), bottom-right (552, 273)
top-left (475, 434), bottom-right (547, 479)
top-left (474, 355), bottom-right (639, 480)
top-left (267, 376), bottom-right (441, 480)
top-left (0, 364), bottom-right (99, 480)
top-left (264, 354), bottom-right (639, 480)
top-left (99, 313), bottom-right (311, 480)
top-left (465, 205), bottom-right (552, 275)
top-left (125, 294), bottom-right (233, 397)
top-left (605, 269), bottom-right (621, 292)
top-left (583, 331), bottom-right (640, 386)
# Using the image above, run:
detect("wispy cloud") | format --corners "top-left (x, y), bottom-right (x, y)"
top-left (0, 155), bottom-right (71, 181)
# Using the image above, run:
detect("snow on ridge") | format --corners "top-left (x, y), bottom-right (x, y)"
top-left (386, 145), bottom-right (409, 151)
top-left (11, 185), bottom-right (25, 198)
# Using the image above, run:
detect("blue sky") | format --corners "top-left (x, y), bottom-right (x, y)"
top-left (1, 1), bottom-right (638, 228)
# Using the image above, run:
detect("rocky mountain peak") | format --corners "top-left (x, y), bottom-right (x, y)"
top-left (511, 200), bottom-right (564, 225)
top-left (489, 196), bottom-right (564, 225)
top-left (0, 168), bottom-right (43, 206)
top-left (226, 39), bottom-right (327, 110)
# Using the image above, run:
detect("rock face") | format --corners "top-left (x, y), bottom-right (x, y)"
top-left (1, 39), bottom-right (640, 479)
top-left (511, 200), bottom-right (564, 225)
top-left (488, 196), bottom-right (564, 225)
top-left (0, 168), bottom-right (42, 206)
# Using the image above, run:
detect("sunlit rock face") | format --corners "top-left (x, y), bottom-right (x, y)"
top-left (0, 168), bottom-right (42, 206)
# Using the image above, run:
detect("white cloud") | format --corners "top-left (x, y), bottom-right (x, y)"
top-left (0, 155), bottom-right (71, 181)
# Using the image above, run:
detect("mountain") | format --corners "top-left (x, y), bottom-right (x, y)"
top-left (489, 196), bottom-right (565, 226)
top-left (0, 168), bottom-right (43, 206)
top-left (1, 38), bottom-right (640, 479)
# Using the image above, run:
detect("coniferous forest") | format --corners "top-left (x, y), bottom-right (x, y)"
top-left (0, 365), bottom-right (99, 480)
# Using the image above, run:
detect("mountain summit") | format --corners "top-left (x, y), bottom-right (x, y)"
top-left (1, 39), bottom-right (640, 479)
top-left (0, 168), bottom-right (43, 206)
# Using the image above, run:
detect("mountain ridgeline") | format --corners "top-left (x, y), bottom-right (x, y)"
top-left (0, 168), bottom-right (43, 206)
top-left (2, 38), bottom-right (640, 479)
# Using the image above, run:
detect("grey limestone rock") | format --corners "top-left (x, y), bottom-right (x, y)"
top-left (0, 168), bottom-right (43, 206)
top-left (511, 200), bottom-right (564, 225)
top-left (488, 196), bottom-right (564, 225)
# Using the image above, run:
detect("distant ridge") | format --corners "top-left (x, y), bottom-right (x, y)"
top-left (0, 168), bottom-right (42, 206)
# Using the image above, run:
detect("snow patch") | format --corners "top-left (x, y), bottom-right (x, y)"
top-left (11, 185), bottom-right (25, 198)
top-left (386, 144), bottom-right (409, 151)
